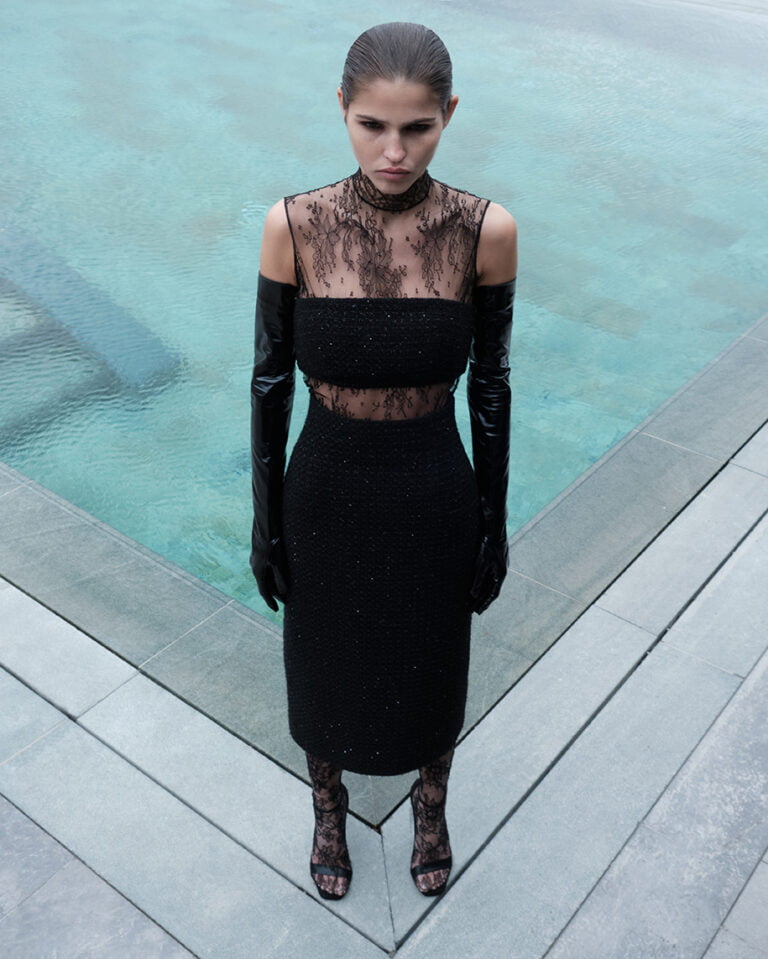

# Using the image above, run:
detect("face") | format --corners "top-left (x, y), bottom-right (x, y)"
top-left (338, 78), bottom-right (458, 195)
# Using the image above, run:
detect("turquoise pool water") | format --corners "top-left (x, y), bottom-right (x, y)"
top-left (1, 0), bottom-right (766, 621)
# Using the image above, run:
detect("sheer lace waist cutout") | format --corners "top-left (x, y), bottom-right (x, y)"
top-left (307, 379), bottom-right (454, 421)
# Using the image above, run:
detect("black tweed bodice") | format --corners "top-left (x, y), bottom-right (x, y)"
top-left (293, 297), bottom-right (474, 389)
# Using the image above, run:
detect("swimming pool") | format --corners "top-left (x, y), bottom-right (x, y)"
top-left (1, 0), bottom-right (766, 622)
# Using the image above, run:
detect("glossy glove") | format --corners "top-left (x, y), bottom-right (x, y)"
top-left (250, 272), bottom-right (297, 611)
top-left (468, 278), bottom-right (515, 614)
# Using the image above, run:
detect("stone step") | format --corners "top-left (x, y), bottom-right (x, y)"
top-left (0, 794), bottom-right (193, 957)
top-left (0, 224), bottom-right (178, 388)
top-left (0, 674), bottom-right (385, 959)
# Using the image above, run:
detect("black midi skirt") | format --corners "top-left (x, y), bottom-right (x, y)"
top-left (282, 393), bottom-right (480, 776)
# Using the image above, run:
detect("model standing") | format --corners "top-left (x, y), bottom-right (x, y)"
top-left (251, 22), bottom-right (517, 900)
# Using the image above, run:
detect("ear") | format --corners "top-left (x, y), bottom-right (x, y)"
top-left (337, 86), bottom-right (347, 121)
top-left (443, 94), bottom-right (459, 127)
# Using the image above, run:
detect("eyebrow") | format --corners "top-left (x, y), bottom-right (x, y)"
top-left (354, 113), bottom-right (438, 124)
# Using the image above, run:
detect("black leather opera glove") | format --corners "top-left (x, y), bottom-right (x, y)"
top-left (468, 278), bottom-right (515, 614)
top-left (250, 273), bottom-right (297, 611)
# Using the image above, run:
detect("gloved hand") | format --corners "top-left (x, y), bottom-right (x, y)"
top-left (468, 278), bottom-right (515, 614)
top-left (250, 272), bottom-right (297, 611)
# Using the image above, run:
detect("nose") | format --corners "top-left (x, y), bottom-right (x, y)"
top-left (383, 133), bottom-right (406, 164)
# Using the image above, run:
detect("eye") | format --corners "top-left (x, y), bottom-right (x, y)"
top-left (406, 123), bottom-right (433, 133)
top-left (360, 120), bottom-right (383, 130)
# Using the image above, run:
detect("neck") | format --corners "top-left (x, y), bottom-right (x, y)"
top-left (351, 169), bottom-right (432, 212)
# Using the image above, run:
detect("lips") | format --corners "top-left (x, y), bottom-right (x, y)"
top-left (377, 168), bottom-right (411, 181)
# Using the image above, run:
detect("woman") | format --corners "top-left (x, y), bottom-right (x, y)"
top-left (251, 22), bottom-right (516, 901)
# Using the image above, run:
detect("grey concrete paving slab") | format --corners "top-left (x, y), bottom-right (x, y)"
top-left (704, 928), bottom-right (768, 959)
top-left (0, 669), bottom-right (64, 763)
top-left (0, 587), bottom-right (135, 716)
top-left (395, 643), bottom-right (739, 956)
top-left (546, 649), bottom-right (768, 959)
top-left (464, 626), bottom-right (532, 729)
top-left (400, 882), bottom-right (566, 959)
top-left (0, 482), bottom-right (230, 666)
top-left (733, 422), bottom-right (768, 476)
top-left (0, 721), bottom-right (384, 959)
top-left (0, 577), bottom-right (11, 590)
top-left (80, 674), bottom-right (394, 949)
top-left (344, 770), bottom-right (414, 826)
top-left (0, 469), bottom-right (228, 607)
top-left (0, 486), bottom-right (85, 566)
top-left (663, 515), bottom-right (768, 678)
top-left (507, 431), bottom-right (719, 602)
top-left (546, 823), bottom-right (754, 959)
top-left (0, 795), bottom-right (71, 919)
top-left (42, 558), bottom-right (230, 666)
top-left (746, 314), bottom-right (768, 342)
top-left (641, 336), bottom-right (768, 460)
top-left (598, 464), bottom-right (768, 634)
top-left (385, 606), bottom-right (654, 941)
top-left (0, 488), bottom-right (140, 593)
top-left (0, 858), bottom-right (193, 958)
top-left (469, 570), bottom-right (585, 692)
top-left (721, 860), bottom-right (768, 956)
top-left (0, 468), bottom-right (20, 496)
top-left (141, 603), bottom-right (305, 765)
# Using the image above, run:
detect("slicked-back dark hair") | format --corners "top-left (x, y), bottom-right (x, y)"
top-left (340, 22), bottom-right (453, 114)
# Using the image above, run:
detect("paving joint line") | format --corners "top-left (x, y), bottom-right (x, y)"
top-left (58, 716), bottom-right (391, 953)
top-left (390, 465), bottom-right (768, 948)
top-left (0, 573), bottom-right (142, 671)
top-left (652, 500), bottom-right (768, 647)
top-left (0, 659), bottom-right (376, 934)
top-left (137, 598), bottom-right (237, 670)
top-left (0, 788), bottom-right (202, 958)
top-left (543, 647), bottom-right (768, 959)
top-left (396, 497), bottom-right (768, 949)
top-left (129, 666), bottom-right (317, 797)
top-left (0, 716), bottom-right (68, 768)
top-left (394, 640), bottom-right (660, 950)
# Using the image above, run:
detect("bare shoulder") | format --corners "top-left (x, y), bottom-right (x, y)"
top-left (476, 202), bottom-right (518, 286)
top-left (259, 200), bottom-right (297, 285)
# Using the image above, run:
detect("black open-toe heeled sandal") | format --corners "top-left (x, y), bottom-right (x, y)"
top-left (310, 783), bottom-right (352, 900)
top-left (409, 779), bottom-right (452, 897)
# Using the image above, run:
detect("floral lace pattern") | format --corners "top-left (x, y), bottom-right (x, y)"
top-left (307, 753), bottom-right (351, 898)
top-left (412, 750), bottom-right (453, 894)
top-left (285, 173), bottom-right (489, 421)
top-left (307, 378), bottom-right (453, 420)
top-left (286, 172), bottom-right (488, 301)
top-left (351, 168), bottom-right (432, 211)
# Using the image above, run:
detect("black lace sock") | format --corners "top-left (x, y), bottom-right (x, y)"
top-left (411, 749), bottom-right (453, 895)
top-left (307, 753), bottom-right (352, 900)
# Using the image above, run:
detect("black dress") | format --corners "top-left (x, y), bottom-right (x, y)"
top-left (281, 170), bottom-right (489, 775)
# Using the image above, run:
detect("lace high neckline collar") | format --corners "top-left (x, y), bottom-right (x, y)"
top-left (351, 169), bottom-right (432, 212)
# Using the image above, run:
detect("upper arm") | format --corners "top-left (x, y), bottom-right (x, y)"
top-left (259, 201), bottom-right (297, 286)
top-left (476, 202), bottom-right (518, 286)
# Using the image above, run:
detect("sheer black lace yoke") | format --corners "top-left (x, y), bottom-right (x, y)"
top-left (286, 172), bottom-right (489, 422)
top-left (285, 172), bottom-right (489, 301)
